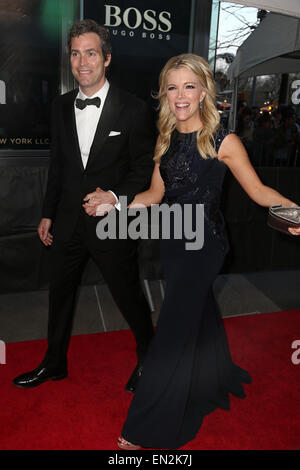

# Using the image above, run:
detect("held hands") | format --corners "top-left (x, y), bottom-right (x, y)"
top-left (38, 218), bottom-right (53, 246)
top-left (82, 187), bottom-right (117, 217)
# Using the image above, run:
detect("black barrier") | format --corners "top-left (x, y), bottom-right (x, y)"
top-left (0, 157), bottom-right (299, 295)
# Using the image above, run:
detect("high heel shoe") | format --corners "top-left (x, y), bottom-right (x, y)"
top-left (117, 436), bottom-right (142, 450)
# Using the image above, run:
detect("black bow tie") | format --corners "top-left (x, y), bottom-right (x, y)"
top-left (75, 97), bottom-right (101, 110)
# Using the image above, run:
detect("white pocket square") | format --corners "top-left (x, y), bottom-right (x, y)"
top-left (109, 131), bottom-right (121, 137)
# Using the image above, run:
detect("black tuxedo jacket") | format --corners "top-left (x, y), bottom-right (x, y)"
top-left (42, 85), bottom-right (156, 241)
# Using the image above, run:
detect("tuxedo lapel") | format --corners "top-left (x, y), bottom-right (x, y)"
top-left (86, 85), bottom-right (124, 169)
top-left (63, 89), bottom-right (84, 171)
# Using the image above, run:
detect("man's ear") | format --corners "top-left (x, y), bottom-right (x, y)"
top-left (105, 53), bottom-right (112, 68)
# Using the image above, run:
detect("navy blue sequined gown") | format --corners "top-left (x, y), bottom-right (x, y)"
top-left (122, 128), bottom-right (251, 449)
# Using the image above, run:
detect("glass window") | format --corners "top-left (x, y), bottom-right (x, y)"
top-left (214, 2), bottom-right (259, 130)
top-left (208, 0), bottom-right (220, 73)
top-left (212, 2), bottom-right (300, 167)
top-left (0, 0), bottom-right (78, 152)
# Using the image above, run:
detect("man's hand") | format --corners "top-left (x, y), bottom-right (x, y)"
top-left (38, 218), bottom-right (53, 246)
top-left (83, 187), bottom-right (116, 217)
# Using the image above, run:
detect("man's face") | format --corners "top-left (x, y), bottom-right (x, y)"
top-left (70, 32), bottom-right (111, 96)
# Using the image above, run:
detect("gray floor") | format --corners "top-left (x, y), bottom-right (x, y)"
top-left (0, 270), bottom-right (299, 344)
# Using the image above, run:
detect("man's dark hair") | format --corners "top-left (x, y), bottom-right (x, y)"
top-left (68, 19), bottom-right (112, 60)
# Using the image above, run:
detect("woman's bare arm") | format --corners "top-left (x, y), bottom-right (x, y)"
top-left (219, 133), bottom-right (296, 207)
top-left (218, 133), bottom-right (300, 235)
top-left (129, 163), bottom-right (165, 208)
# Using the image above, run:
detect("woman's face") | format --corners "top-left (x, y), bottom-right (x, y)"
top-left (166, 66), bottom-right (206, 132)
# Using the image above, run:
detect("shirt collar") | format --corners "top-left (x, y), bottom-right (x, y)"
top-left (77, 79), bottom-right (110, 102)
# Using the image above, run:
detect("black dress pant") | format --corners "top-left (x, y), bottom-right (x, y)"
top-left (44, 210), bottom-right (154, 368)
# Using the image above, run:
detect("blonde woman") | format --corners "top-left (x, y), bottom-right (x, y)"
top-left (117, 54), bottom-right (300, 450)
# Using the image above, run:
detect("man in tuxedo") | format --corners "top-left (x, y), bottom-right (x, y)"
top-left (13, 19), bottom-right (155, 392)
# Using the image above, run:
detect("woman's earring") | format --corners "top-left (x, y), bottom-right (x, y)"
top-left (199, 100), bottom-right (203, 112)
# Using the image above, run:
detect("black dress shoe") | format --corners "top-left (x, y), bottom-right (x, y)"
top-left (13, 365), bottom-right (68, 389)
top-left (125, 362), bottom-right (143, 393)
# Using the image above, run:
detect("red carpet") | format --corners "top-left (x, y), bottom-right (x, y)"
top-left (0, 309), bottom-right (299, 450)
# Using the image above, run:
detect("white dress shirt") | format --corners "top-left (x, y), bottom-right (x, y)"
top-left (75, 80), bottom-right (109, 169)
top-left (74, 80), bottom-right (119, 208)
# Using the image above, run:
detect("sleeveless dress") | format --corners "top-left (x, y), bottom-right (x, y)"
top-left (121, 127), bottom-right (252, 449)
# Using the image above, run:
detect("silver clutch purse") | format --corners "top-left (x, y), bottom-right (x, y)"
top-left (268, 205), bottom-right (300, 235)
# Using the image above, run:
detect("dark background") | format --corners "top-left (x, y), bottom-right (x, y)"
top-left (85, 0), bottom-right (193, 104)
top-left (0, 0), bottom-right (60, 150)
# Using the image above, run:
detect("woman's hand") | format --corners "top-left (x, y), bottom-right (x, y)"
top-left (288, 226), bottom-right (300, 236)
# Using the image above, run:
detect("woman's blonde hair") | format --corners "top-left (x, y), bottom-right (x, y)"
top-left (154, 53), bottom-right (220, 162)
